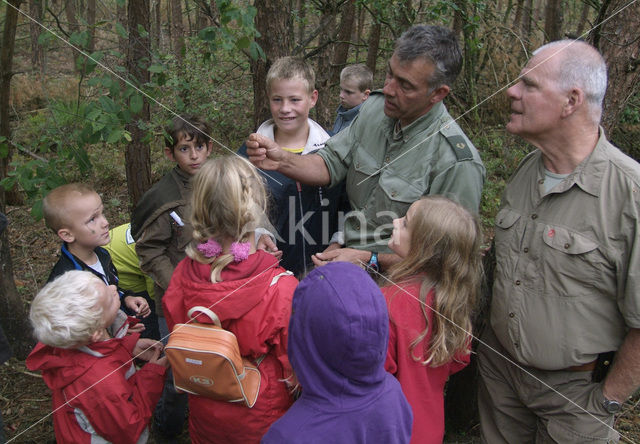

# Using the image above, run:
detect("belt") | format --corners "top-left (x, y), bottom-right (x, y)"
top-left (564, 359), bottom-right (597, 372)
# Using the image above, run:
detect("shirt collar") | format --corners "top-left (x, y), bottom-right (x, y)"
top-left (385, 101), bottom-right (445, 143)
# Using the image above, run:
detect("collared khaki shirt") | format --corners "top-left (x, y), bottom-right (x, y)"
top-left (318, 93), bottom-right (485, 251)
top-left (491, 131), bottom-right (640, 370)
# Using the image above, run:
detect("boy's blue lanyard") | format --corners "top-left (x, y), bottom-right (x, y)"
top-left (61, 244), bottom-right (125, 300)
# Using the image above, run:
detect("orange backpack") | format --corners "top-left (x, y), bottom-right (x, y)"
top-left (165, 306), bottom-right (261, 408)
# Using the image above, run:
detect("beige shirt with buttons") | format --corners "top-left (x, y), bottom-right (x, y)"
top-left (318, 93), bottom-right (485, 252)
top-left (491, 131), bottom-right (640, 370)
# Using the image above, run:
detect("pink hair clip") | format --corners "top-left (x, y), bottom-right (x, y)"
top-left (230, 241), bottom-right (251, 262)
top-left (197, 239), bottom-right (223, 258)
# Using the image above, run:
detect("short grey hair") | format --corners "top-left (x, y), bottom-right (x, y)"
top-left (394, 24), bottom-right (462, 89)
top-left (30, 271), bottom-right (105, 348)
top-left (534, 40), bottom-right (607, 122)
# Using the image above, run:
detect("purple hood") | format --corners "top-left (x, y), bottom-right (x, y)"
top-left (262, 262), bottom-right (412, 443)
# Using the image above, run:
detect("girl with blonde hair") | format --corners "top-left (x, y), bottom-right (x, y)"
top-left (162, 156), bottom-right (298, 444)
top-left (383, 195), bottom-right (482, 444)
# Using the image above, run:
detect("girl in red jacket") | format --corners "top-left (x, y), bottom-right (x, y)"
top-left (383, 196), bottom-right (482, 444)
top-left (162, 156), bottom-right (298, 444)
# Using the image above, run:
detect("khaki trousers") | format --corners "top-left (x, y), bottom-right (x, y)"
top-left (477, 326), bottom-right (619, 444)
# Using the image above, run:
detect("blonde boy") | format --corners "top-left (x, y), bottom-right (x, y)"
top-left (26, 270), bottom-right (167, 444)
top-left (239, 57), bottom-right (344, 276)
top-left (43, 183), bottom-right (149, 317)
top-left (332, 63), bottom-right (373, 134)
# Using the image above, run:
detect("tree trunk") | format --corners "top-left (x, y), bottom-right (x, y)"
top-left (521, 0), bottom-right (533, 47)
top-left (366, 21), bottom-right (381, 77)
top-left (29, 0), bottom-right (44, 71)
top-left (544, 0), bottom-right (563, 41)
top-left (0, 0), bottom-right (34, 360)
top-left (117, 0), bottom-right (127, 56)
top-left (65, 0), bottom-right (80, 68)
top-left (589, 0), bottom-right (640, 136)
top-left (330, 0), bottom-right (356, 90)
top-left (151, 0), bottom-right (161, 51)
top-left (576, 0), bottom-right (591, 37)
top-left (314, 6), bottom-right (336, 128)
top-left (86, 0), bottom-right (96, 53)
top-left (125, 0), bottom-right (152, 207)
top-left (355, 3), bottom-right (365, 61)
top-left (170, 0), bottom-right (185, 63)
top-left (453, 0), bottom-right (466, 38)
top-left (250, 0), bottom-right (292, 129)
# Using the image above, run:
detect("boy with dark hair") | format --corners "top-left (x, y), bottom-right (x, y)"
top-left (131, 115), bottom-right (212, 330)
top-left (331, 63), bottom-right (373, 134)
top-left (43, 183), bottom-right (150, 319)
top-left (131, 114), bottom-right (213, 440)
top-left (26, 270), bottom-right (167, 444)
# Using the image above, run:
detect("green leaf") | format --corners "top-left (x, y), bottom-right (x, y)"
top-left (148, 64), bottom-right (165, 73)
top-left (0, 142), bottom-right (8, 158)
top-left (130, 94), bottom-right (143, 114)
top-left (31, 200), bottom-right (44, 221)
top-left (106, 128), bottom-right (124, 144)
top-left (237, 36), bottom-right (250, 49)
top-left (115, 22), bottom-right (128, 40)
top-left (137, 24), bottom-right (149, 38)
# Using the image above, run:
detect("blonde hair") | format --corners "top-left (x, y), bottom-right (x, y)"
top-left (187, 156), bottom-right (268, 282)
top-left (266, 56), bottom-right (316, 95)
top-left (386, 196), bottom-right (482, 366)
top-left (43, 183), bottom-right (96, 232)
top-left (30, 271), bottom-right (105, 348)
top-left (340, 64), bottom-right (373, 92)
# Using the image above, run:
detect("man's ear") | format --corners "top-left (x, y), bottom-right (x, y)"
top-left (430, 85), bottom-right (450, 104)
top-left (562, 88), bottom-right (584, 118)
top-left (57, 228), bottom-right (74, 243)
top-left (164, 147), bottom-right (175, 162)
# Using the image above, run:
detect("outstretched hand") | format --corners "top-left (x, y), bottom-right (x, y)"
top-left (246, 133), bottom-right (285, 170)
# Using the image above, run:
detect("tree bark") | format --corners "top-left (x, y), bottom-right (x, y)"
top-left (329, 0), bottom-right (357, 92)
top-left (29, 0), bottom-right (44, 71)
top-left (86, 0), bottom-right (96, 53)
top-left (544, 0), bottom-right (563, 41)
top-left (576, 0), bottom-right (591, 37)
top-left (151, 0), bottom-right (161, 51)
top-left (65, 0), bottom-right (80, 68)
top-left (170, 0), bottom-right (185, 63)
top-left (125, 0), bottom-right (152, 207)
top-left (0, 0), bottom-right (34, 360)
top-left (314, 4), bottom-right (337, 128)
top-left (116, 0), bottom-right (127, 56)
top-left (366, 21), bottom-right (381, 77)
top-left (589, 0), bottom-right (640, 136)
top-left (250, 0), bottom-right (292, 128)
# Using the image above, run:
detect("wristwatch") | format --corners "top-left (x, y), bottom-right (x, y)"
top-left (367, 251), bottom-right (379, 273)
top-left (602, 398), bottom-right (622, 414)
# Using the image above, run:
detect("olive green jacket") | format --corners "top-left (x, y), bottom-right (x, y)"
top-left (318, 93), bottom-right (485, 251)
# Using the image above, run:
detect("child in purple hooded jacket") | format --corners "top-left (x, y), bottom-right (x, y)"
top-left (261, 262), bottom-right (413, 444)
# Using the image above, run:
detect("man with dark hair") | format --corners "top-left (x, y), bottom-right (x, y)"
top-left (478, 40), bottom-right (640, 443)
top-left (246, 24), bottom-right (485, 272)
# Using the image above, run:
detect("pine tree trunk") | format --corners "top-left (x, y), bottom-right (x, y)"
top-left (125, 0), bottom-right (152, 207)
top-left (330, 0), bottom-right (356, 91)
top-left (366, 21), bottom-right (381, 77)
top-left (170, 0), bottom-right (185, 63)
top-left (544, 0), bottom-right (563, 41)
top-left (589, 0), bottom-right (640, 136)
top-left (0, 0), bottom-right (34, 360)
top-left (29, 0), bottom-right (43, 71)
top-left (87, 0), bottom-right (96, 53)
top-left (250, 0), bottom-right (292, 128)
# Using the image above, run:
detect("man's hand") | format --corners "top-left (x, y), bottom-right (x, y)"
top-left (124, 295), bottom-right (151, 318)
top-left (246, 133), bottom-right (286, 170)
top-left (256, 233), bottom-right (283, 260)
top-left (312, 247), bottom-right (371, 267)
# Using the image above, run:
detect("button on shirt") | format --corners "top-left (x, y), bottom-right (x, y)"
top-left (491, 131), bottom-right (640, 370)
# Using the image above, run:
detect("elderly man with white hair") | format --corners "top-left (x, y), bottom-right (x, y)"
top-left (478, 40), bottom-right (640, 443)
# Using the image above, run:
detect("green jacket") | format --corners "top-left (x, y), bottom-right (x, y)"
top-left (318, 93), bottom-right (485, 251)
